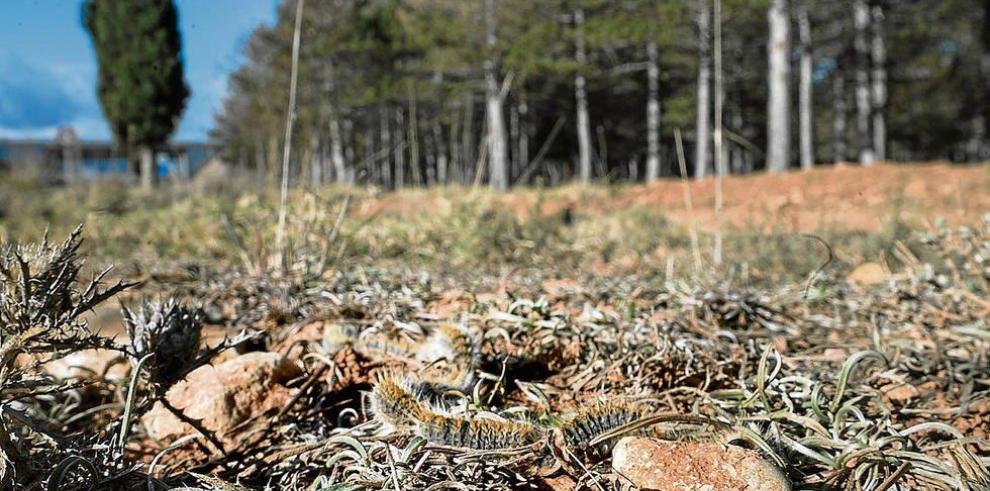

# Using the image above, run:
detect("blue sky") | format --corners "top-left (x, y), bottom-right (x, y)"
top-left (0, 0), bottom-right (280, 142)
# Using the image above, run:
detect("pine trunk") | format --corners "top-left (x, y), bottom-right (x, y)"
top-left (833, 69), bottom-right (848, 162)
top-left (311, 134), bottom-right (323, 187)
top-left (139, 146), bottom-right (154, 189)
top-left (450, 102), bottom-right (462, 184)
top-left (870, 4), bottom-right (886, 161)
top-left (381, 106), bottom-right (392, 189)
top-left (463, 93), bottom-right (475, 182)
top-left (766, 0), bottom-right (791, 173)
top-left (694, 0), bottom-right (712, 179)
top-left (408, 86), bottom-right (422, 186)
top-left (329, 114), bottom-right (348, 184)
top-left (798, 2), bottom-right (814, 170)
top-left (854, 0), bottom-right (875, 165)
top-left (434, 121), bottom-right (448, 184)
top-left (518, 92), bottom-right (529, 174)
top-left (646, 39), bottom-right (661, 182)
top-left (394, 108), bottom-right (405, 188)
top-left (485, 0), bottom-right (508, 190)
top-left (574, 1), bottom-right (593, 183)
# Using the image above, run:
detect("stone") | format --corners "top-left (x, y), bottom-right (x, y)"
top-left (881, 383), bottom-right (920, 402)
top-left (141, 352), bottom-right (301, 450)
top-left (42, 349), bottom-right (130, 380)
top-left (847, 262), bottom-right (888, 286)
top-left (611, 437), bottom-right (790, 491)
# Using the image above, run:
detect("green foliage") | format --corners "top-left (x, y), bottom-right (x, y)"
top-left (83, 0), bottom-right (189, 152)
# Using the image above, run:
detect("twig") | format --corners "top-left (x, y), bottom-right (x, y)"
top-left (801, 234), bottom-right (834, 299)
top-left (516, 116), bottom-right (566, 184)
top-left (675, 128), bottom-right (703, 273)
top-left (713, 0), bottom-right (725, 268)
top-left (116, 353), bottom-right (152, 456)
top-left (875, 462), bottom-right (912, 491)
top-left (274, 0), bottom-right (306, 271)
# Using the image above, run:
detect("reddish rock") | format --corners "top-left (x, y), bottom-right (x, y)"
top-left (611, 437), bottom-right (790, 491)
top-left (274, 320), bottom-right (329, 359)
top-left (539, 474), bottom-right (577, 491)
top-left (141, 352), bottom-right (301, 450)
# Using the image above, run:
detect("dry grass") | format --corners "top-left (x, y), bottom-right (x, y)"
top-left (0, 166), bottom-right (987, 489)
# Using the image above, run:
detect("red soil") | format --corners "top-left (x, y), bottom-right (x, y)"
top-left (359, 162), bottom-right (990, 233)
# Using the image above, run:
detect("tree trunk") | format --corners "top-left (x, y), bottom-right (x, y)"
top-left (329, 113), bottom-right (348, 184)
top-left (408, 85), bottom-right (422, 186)
top-left (343, 119), bottom-right (355, 176)
top-left (766, 0), bottom-right (791, 173)
top-left (366, 127), bottom-right (377, 185)
top-left (300, 136), bottom-right (312, 186)
top-left (434, 121), bottom-right (448, 184)
top-left (714, 0), bottom-right (726, 179)
top-left (311, 134), bottom-right (323, 187)
top-left (299, 136), bottom-right (323, 188)
top-left (463, 92), bottom-right (475, 183)
top-left (870, 4), bottom-right (886, 161)
top-left (381, 105), bottom-right (392, 189)
top-left (833, 68), bottom-right (848, 162)
top-left (646, 38), bottom-right (662, 182)
top-left (977, 1), bottom-right (990, 160)
top-left (694, 0), bottom-right (712, 179)
top-left (485, 0), bottom-right (509, 191)
top-left (254, 139), bottom-right (265, 190)
top-left (139, 146), bottom-right (154, 188)
top-left (853, 0), bottom-right (875, 165)
top-left (509, 101), bottom-right (519, 175)
top-left (798, 1), bottom-right (814, 170)
top-left (267, 134), bottom-right (280, 187)
top-left (450, 102), bottom-right (462, 184)
top-left (394, 108), bottom-right (405, 188)
top-left (517, 92), bottom-right (529, 177)
top-left (574, 0), bottom-right (593, 183)
top-left (425, 130), bottom-right (437, 185)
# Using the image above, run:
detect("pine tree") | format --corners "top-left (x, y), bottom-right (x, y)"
top-left (83, 0), bottom-right (189, 188)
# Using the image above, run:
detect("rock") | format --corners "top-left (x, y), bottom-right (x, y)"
top-left (539, 474), bottom-right (577, 491)
top-left (882, 383), bottom-right (920, 402)
top-left (847, 262), bottom-right (888, 286)
top-left (822, 347), bottom-right (848, 361)
top-left (274, 319), bottom-right (330, 359)
top-left (611, 437), bottom-right (790, 491)
top-left (141, 352), bottom-right (301, 450)
top-left (43, 349), bottom-right (130, 380)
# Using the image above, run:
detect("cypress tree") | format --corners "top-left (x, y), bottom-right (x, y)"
top-left (83, 0), bottom-right (189, 188)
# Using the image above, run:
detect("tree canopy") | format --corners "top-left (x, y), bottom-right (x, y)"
top-left (211, 0), bottom-right (990, 189)
top-left (83, 0), bottom-right (189, 154)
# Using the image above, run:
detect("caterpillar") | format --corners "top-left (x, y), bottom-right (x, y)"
top-left (557, 400), bottom-right (649, 450)
top-left (322, 321), bottom-right (481, 399)
top-left (416, 411), bottom-right (543, 450)
top-left (369, 372), bottom-right (543, 450)
top-left (340, 321), bottom-right (715, 457)
top-left (416, 323), bottom-right (480, 366)
top-left (367, 373), bottom-right (431, 432)
top-left (414, 323), bottom-right (480, 392)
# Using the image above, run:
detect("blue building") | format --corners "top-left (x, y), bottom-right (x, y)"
top-left (0, 131), bottom-right (214, 183)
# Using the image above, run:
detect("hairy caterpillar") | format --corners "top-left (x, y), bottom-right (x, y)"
top-left (557, 400), bottom-right (649, 449)
top-left (369, 372), bottom-right (542, 450)
top-left (416, 411), bottom-right (543, 450)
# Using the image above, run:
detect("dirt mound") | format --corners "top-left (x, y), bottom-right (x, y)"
top-left (364, 163), bottom-right (990, 233)
top-left (617, 162), bottom-right (990, 233)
